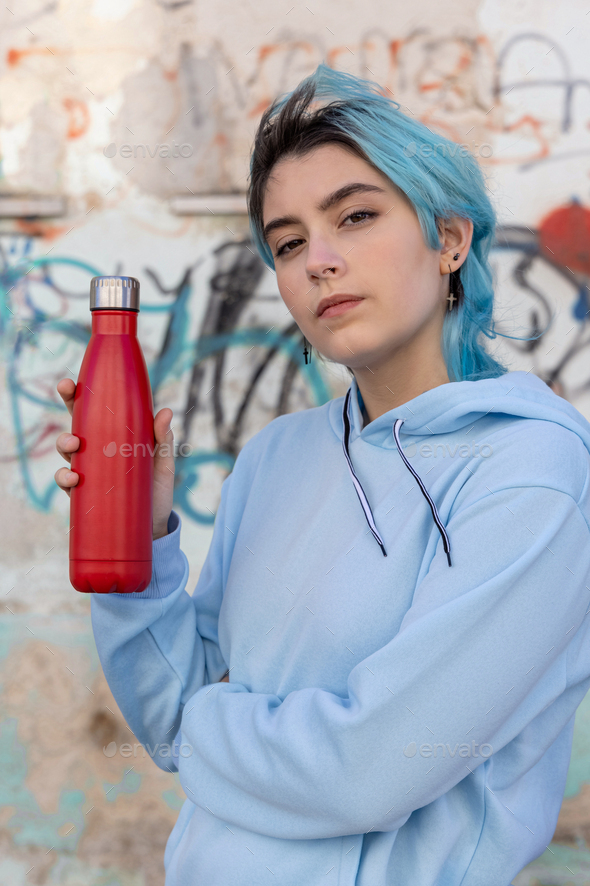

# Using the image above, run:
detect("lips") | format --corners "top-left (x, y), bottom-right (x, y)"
top-left (317, 295), bottom-right (364, 318)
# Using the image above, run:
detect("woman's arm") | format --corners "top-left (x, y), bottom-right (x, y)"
top-left (90, 473), bottom-right (235, 772)
top-left (172, 482), bottom-right (590, 839)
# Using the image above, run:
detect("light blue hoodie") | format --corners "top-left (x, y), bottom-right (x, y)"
top-left (91, 370), bottom-right (590, 886)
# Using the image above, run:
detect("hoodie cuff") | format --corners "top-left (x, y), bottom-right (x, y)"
top-left (110, 509), bottom-right (185, 599)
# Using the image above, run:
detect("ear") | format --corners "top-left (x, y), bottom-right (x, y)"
top-left (436, 217), bottom-right (474, 274)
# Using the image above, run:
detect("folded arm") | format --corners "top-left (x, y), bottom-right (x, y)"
top-left (174, 484), bottom-right (590, 838)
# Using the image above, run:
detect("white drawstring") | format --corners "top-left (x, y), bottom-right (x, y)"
top-left (341, 387), bottom-right (453, 567)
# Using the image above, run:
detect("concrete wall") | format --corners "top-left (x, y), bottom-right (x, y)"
top-left (1, 0), bottom-right (590, 883)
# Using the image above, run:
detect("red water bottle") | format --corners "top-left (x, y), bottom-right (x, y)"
top-left (69, 276), bottom-right (155, 593)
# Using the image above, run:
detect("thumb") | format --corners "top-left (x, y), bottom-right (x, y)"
top-left (154, 408), bottom-right (174, 448)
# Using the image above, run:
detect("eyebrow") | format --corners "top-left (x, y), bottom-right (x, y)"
top-left (262, 182), bottom-right (387, 244)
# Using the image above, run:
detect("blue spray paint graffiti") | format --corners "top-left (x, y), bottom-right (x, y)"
top-left (2, 218), bottom-right (588, 522)
top-left (0, 236), bottom-right (331, 523)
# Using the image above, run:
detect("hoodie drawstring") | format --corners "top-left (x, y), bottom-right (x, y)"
top-left (392, 418), bottom-right (452, 567)
top-left (342, 388), bottom-right (453, 567)
top-left (341, 388), bottom-right (388, 557)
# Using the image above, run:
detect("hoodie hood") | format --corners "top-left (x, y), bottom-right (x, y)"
top-left (334, 371), bottom-right (590, 567)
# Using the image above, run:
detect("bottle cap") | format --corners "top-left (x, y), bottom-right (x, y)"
top-left (90, 276), bottom-right (140, 312)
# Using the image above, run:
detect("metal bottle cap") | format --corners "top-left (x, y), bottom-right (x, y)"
top-left (90, 276), bottom-right (140, 312)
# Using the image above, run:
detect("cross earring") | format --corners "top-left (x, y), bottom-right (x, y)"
top-left (302, 336), bottom-right (312, 364)
top-left (447, 254), bottom-right (461, 312)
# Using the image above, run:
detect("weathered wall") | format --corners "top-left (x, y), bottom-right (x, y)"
top-left (1, 0), bottom-right (590, 883)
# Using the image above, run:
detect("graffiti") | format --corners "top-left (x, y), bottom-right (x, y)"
top-left (494, 32), bottom-right (589, 137)
top-left (126, 28), bottom-right (590, 188)
top-left (1, 204), bottom-right (589, 522)
top-left (1, 24), bottom-right (589, 520)
top-left (0, 237), bottom-right (100, 511)
top-left (0, 235), bottom-right (331, 524)
top-left (2, 27), bottom-right (587, 199)
top-left (491, 199), bottom-right (590, 398)
top-left (2, 11), bottom-right (590, 884)
top-left (2, 28), bottom-right (582, 197)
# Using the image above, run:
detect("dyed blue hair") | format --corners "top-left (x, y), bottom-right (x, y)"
top-left (247, 63), bottom-right (537, 382)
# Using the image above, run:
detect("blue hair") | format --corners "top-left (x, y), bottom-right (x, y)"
top-left (247, 63), bottom-right (540, 382)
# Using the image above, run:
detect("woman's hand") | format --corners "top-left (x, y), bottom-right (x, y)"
top-left (54, 378), bottom-right (176, 541)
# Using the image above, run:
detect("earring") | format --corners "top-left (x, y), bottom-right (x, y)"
top-left (447, 263), bottom-right (461, 312)
top-left (302, 335), bottom-right (312, 364)
top-left (453, 252), bottom-right (460, 260)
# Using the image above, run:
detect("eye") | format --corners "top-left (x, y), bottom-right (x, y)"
top-left (342, 209), bottom-right (377, 226)
top-left (274, 237), bottom-right (304, 259)
top-left (274, 209), bottom-right (378, 258)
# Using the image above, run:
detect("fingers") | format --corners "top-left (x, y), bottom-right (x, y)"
top-left (54, 465), bottom-right (79, 496)
top-left (57, 378), bottom-right (76, 417)
top-left (56, 432), bottom-right (80, 463)
top-left (55, 383), bottom-right (78, 497)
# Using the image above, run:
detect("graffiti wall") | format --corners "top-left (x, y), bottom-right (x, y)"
top-left (1, 0), bottom-right (590, 884)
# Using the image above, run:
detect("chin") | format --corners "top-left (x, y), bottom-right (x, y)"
top-left (330, 337), bottom-right (388, 366)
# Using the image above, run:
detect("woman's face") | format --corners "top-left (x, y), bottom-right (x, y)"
top-left (261, 142), bottom-right (470, 382)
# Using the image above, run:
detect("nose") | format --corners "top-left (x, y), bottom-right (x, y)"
top-left (305, 234), bottom-right (345, 284)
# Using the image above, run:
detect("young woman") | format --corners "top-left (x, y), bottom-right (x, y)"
top-left (55, 64), bottom-right (590, 885)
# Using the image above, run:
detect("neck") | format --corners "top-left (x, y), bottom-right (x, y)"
top-left (353, 357), bottom-right (450, 425)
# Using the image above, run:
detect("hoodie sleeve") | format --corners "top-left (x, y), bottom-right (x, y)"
top-left (173, 482), bottom-right (590, 839)
top-left (90, 471), bottom-right (235, 772)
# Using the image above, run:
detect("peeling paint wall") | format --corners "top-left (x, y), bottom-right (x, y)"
top-left (1, 1), bottom-right (590, 883)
